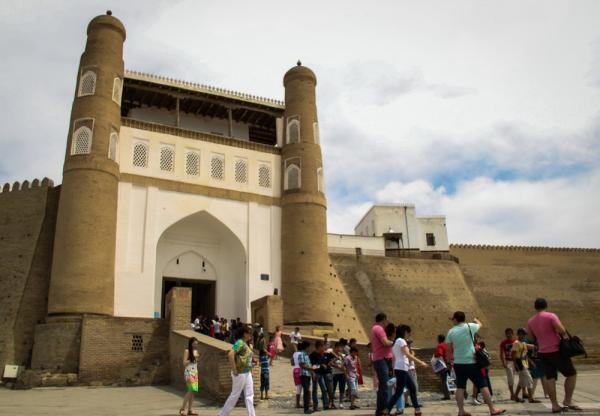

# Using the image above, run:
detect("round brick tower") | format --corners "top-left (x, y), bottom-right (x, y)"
top-left (47, 12), bottom-right (125, 315)
top-left (281, 62), bottom-right (331, 325)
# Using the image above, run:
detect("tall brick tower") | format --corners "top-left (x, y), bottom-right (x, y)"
top-left (47, 11), bottom-right (125, 316)
top-left (280, 62), bottom-right (331, 325)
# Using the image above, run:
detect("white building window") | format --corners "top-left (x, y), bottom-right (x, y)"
top-left (287, 119), bottom-right (300, 144)
top-left (317, 167), bottom-right (324, 193)
top-left (211, 154), bottom-right (225, 181)
top-left (159, 145), bottom-right (175, 172)
top-left (313, 122), bottom-right (320, 145)
top-left (234, 158), bottom-right (248, 184)
top-left (112, 77), bottom-right (123, 105)
top-left (71, 126), bottom-right (92, 155)
top-left (185, 150), bottom-right (200, 176)
top-left (108, 132), bottom-right (118, 162)
top-left (285, 163), bottom-right (301, 190)
top-left (78, 70), bottom-right (97, 97)
top-left (132, 142), bottom-right (149, 167)
top-left (258, 163), bottom-right (272, 188)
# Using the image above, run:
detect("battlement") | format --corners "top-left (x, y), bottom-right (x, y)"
top-left (0, 178), bottom-right (55, 194)
top-left (450, 243), bottom-right (600, 253)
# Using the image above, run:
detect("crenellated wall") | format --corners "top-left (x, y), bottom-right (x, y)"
top-left (0, 178), bottom-right (59, 375)
top-left (450, 244), bottom-right (600, 358)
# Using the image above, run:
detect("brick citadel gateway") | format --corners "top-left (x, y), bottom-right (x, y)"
top-left (1, 12), bottom-right (599, 395)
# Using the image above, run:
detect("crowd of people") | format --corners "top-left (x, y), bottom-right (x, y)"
top-left (373, 297), bottom-right (581, 416)
top-left (179, 297), bottom-right (582, 416)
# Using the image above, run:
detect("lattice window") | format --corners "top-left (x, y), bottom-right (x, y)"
top-left (313, 122), bottom-right (320, 145)
top-left (287, 119), bottom-right (300, 144)
top-left (258, 163), bottom-right (272, 188)
top-left (108, 132), bottom-right (118, 162)
top-left (234, 159), bottom-right (248, 184)
top-left (185, 150), bottom-right (200, 176)
top-left (160, 145), bottom-right (175, 172)
top-left (71, 126), bottom-right (92, 155)
top-left (131, 335), bottom-right (143, 352)
top-left (285, 164), bottom-right (301, 190)
top-left (210, 154), bottom-right (225, 180)
top-left (112, 77), bottom-right (123, 105)
top-left (317, 167), bottom-right (324, 193)
top-left (78, 70), bottom-right (96, 97)
top-left (132, 142), bottom-right (149, 167)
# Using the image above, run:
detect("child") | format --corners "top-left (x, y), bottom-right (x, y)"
top-left (344, 347), bottom-right (360, 410)
top-left (512, 328), bottom-right (540, 403)
top-left (260, 349), bottom-right (270, 400)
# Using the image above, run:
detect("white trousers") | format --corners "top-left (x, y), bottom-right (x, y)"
top-left (219, 372), bottom-right (255, 416)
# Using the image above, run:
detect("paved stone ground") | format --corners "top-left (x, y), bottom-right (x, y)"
top-left (1, 361), bottom-right (599, 415)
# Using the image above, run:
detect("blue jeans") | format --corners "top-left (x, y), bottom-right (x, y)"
top-left (373, 359), bottom-right (390, 416)
top-left (388, 370), bottom-right (420, 411)
top-left (312, 374), bottom-right (330, 408)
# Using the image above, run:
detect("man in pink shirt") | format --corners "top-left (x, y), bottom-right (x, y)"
top-left (527, 298), bottom-right (580, 413)
top-left (370, 312), bottom-right (393, 416)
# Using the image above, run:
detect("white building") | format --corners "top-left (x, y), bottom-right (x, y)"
top-left (328, 204), bottom-right (449, 256)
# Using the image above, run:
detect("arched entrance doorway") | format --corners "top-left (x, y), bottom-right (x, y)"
top-left (155, 211), bottom-right (246, 321)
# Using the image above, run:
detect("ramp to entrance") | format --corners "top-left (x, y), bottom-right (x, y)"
top-left (170, 330), bottom-right (259, 402)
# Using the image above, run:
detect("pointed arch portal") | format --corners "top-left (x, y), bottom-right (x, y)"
top-left (155, 210), bottom-right (246, 321)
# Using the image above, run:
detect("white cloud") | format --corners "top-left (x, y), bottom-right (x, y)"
top-left (329, 170), bottom-right (600, 247)
top-left (1, 1), bottom-right (600, 247)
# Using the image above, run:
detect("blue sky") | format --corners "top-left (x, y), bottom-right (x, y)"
top-left (1, 0), bottom-right (599, 247)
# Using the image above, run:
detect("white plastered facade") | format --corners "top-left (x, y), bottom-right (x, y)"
top-left (352, 204), bottom-right (449, 252)
top-left (113, 126), bottom-right (282, 321)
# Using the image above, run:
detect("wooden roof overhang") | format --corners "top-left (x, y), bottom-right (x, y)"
top-left (121, 77), bottom-right (284, 144)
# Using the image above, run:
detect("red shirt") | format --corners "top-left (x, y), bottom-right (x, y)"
top-left (370, 324), bottom-right (392, 361)
top-left (435, 342), bottom-right (449, 361)
top-left (499, 338), bottom-right (515, 361)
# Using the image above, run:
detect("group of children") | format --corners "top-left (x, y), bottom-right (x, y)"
top-left (500, 327), bottom-right (548, 404)
top-left (291, 337), bottom-right (364, 414)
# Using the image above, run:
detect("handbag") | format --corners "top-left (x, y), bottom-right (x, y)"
top-left (467, 324), bottom-right (491, 368)
top-left (559, 331), bottom-right (586, 358)
top-left (430, 355), bottom-right (447, 373)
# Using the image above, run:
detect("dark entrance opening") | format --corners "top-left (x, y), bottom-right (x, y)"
top-left (162, 277), bottom-right (216, 321)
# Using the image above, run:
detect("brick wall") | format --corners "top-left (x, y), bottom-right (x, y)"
top-left (0, 179), bottom-right (58, 374)
top-left (78, 315), bottom-right (169, 384)
top-left (251, 295), bottom-right (283, 333)
top-left (31, 316), bottom-right (81, 372)
top-left (168, 287), bottom-right (260, 402)
top-left (451, 245), bottom-right (600, 361)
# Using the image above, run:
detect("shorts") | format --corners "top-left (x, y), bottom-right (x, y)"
top-left (539, 352), bottom-right (576, 380)
top-left (453, 363), bottom-right (488, 390)
top-left (293, 367), bottom-right (301, 385)
top-left (505, 361), bottom-right (515, 387)
top-left (517, 368), bottom-right (533, 389)
top-left (347, 377), bottom-right (358, 396)
top-left (529, 360), bottom-right (544, 379)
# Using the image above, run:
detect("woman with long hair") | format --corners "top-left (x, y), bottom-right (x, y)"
top-left (181, 337), bottom-right (199, 416)
top-left (387, 325), bottom-right (428, 416)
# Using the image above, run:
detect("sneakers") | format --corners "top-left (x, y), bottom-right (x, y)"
top-left (338, 403), bottom-right (344, 409)
top-left (471, 398), bottom-right (483, 406)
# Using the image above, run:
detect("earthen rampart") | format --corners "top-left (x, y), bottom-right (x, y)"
top-left (450, 244), bottom-right (600, 359)
top-left (0, 178), bottom-right (58, 375)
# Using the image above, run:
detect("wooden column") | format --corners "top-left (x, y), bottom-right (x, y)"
top-left (227, 107), bottom-right (233, 137)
